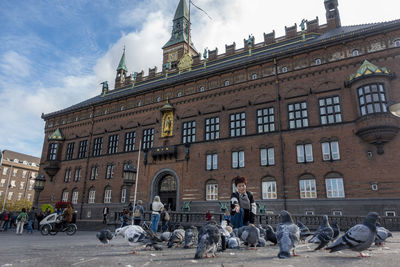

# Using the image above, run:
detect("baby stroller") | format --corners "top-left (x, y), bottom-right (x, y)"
top-left (40, 212), bottom-right (77, 236)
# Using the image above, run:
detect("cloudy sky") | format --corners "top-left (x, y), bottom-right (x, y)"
top-left (0, 0), bottom-right (398, 158)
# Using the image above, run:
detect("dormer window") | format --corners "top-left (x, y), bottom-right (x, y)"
top-left (13, 159), bottom-right (19, 163)
top-left (199, 86), bottom-right (205, 92)
top-left (251, 73), bottom-right (257, 80)
top-left (224, 80), bottom-right (230, 86)
top-left (352, 49), bottom-right (359, 56)
top-left (315, 58), bottom-right (322, 65)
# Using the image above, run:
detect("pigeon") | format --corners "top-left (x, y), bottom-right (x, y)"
top-left (331, 222), bottom-right (340, 239)
top-left (265, 224), bottom-right (277, 245)
top-left (257, 237), bottom-right (267, 247)
top-left (375, 223), bottom-right (392, 246)
top-left (276, 210), bottom-right (300, 258)
top-left (96, 229), bottom-right (114, 246)
top-left (241, 224), bottom-right (260, 249)
top-left (257, 225), bottom-right (267, 239)
top-left (195, 223), bottom-right (221, 259)
top-left (167, 228), bottom-right (185, 248)
top-left (326, 212), bottom-right (379, 257)
top-left (227, 236), bottom-right (241, 249)
top-left (184, 226), bottom-right (199, 248)
top-left (143, 228), bottom-right (163, 251)
top-left (309, 215), bottom-right (334, 250)
top-left (297, 221), bottom-right (313, 242)
top-left (115, 225), bottom-right (146, 254)
top-left (160, 231), bottom-right (172, 242)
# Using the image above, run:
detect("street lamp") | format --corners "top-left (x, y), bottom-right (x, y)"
top-left (34, 173), bottom-right (46, 209)
top-left (123, 161), bottom-right (137, 205)
top-left (388, 102), bottom-right (400, 118)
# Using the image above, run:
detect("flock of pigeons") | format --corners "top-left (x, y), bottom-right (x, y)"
top-left (96, 210), bottom-right (393, 259)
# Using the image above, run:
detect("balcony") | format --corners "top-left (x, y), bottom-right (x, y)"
top-left (151, 145), bottom-right (177, 160)
top-left (43, 160), bottom-right (61, 181)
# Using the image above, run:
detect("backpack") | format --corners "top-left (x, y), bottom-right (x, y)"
top-left (164, 211), bottom-right (170, 221)
top-left (133, 208), bottom-right (141, 218)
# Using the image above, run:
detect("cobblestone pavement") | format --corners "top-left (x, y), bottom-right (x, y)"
top-left (0, 230), bottom-right (399, 267)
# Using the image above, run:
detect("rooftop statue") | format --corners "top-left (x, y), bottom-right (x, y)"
top-left (203, 48), bottom-right (208, 60)
top-left (300, 19), bottom-right (307, 31)
top-left (247, 34), bottom-right (254, 46)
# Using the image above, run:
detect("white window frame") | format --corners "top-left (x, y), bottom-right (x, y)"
top-left (29, 180), bottom-right (34, 190)
top-left (8, 192), bottom-right (13, 200)
top-left (27, 194), bottom-right (31, 201)
top-left (10, 180), bottom-right (16, 188)
top-left (262, 181), bottom-right (277, 199)
top-left (22, 170), bottom-right (27, 178)
top-left (62, 191), bottom-right (69, 202)
top-left (206, 183), bottom-right (218, 200)
top-left (385, 211), bottom-right (396, 217)
top-left (299, 179), bottom-right (317, 198)
top-left (106, 164), bottom-right (114, 179)
top-left (326, 178), bottom-right (345, 198)
top-left (232, 151), bottom-right (245, 168)
top-left (17, 193), bottom-right (22, 200)
top-left (305, 210), bottom-right (314, 215)
top-left (13, 169), bottom-right (17, 177)
top-left (19, 182), bottom-right (25, 190)
top-left (332, 210), bottom-right (343, 216)
top-left (260, 147), bottom-right (275, 166)
top-left (315, 58), bottom-right (322, 65)
top-left (88, 190), bottom-right (96, 204)
top-left (74, 168), bottom-right (81, 182)
top-left (322, 141), bottom-right (340, 161)
top-left (206, 154), bottom-right (218, 170)
top-left (281, 66), bottom-right (288, 73)
top-left (2, 167), bottom-right (8, 175)
top-left (72, 191), bottom-right (79, 204)
top-left (297, 144), bottom-right (313, 163)
top-left (104, 189), bottom-right (112, 203)
top-left (352, 49), bottom-right (359, 56)
top-left (90, 166), bottom-right (98, 180)
top-left (1, 179), bottom-right (5, 187)
top-left (121, 188), bottom-right (127, 203)
top-left (64, 168), bottom-right (71, 182)
top-left (395, 39), bottom-right (400, 47)
top-left (251, 73), bottom-right (257, 80)
top-left (224, 80), bottom-right (230, 86)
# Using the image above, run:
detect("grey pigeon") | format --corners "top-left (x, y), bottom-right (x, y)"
top-left (257, 225), bottom-right (267, 239)
top-left (257, 237), bottom-right (267, 247)
top-left (241, 224), bottom-right (260, 249)
top-left (160, 231), bottom-right (172, 242)
top-left (276, 210), bottom-right (300, 258)
top-left (167, 228), bottom-right (185, 248)
top-left (326, 212), bottom-right (379, 257)
top-left (331, 222), bottom-right (340, 239)
top-left (96, 229), bottom-right (113, 245)
top-left (309, 215), bottom-right (334, 250)
top-left (144, 228), bottom-right (163, 251)
top-left (184, 226), bottom-right (199, 248)
top-left (227, 236), bottom-right (241, 249)
top-left (115, 225), bottom-right (146, 254)
top-left (297, 221), bottom-right (313, 242)
top-left (375, 223), bottom-right (392, 246)
top-left (265, 224), bottom-right (277, 245)
top-left (195, 223), bottom-right (221, 259)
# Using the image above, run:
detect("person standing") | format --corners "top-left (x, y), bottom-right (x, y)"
top-left (133, 200), bottom-right (144, 226)
top-left (205, 210), bottom-right (212, 221)
top-left (28, 207), bottom-right (37, 230)
top-left (230, 176), bottom-right (256, 229)
top-left (2, 210), bottom-right (10, 231)
top-left (61, 204), bottom-right (73, 229)
top-left (16, 208), bottom-right (28, 235)
top-left (160, 204), bottom-right (170, 232)
top-left (151, 196), bottom-right (164, 233)
top-left (102, 205), bottom-right (109, 224)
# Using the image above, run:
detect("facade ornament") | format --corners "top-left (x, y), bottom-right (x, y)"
top-left (101, 81), bottom-right (109, 95)
top-left (247, 34), bottom-right (254, 55)
top-left (300, 19), bottom-right (307, 40)
top-left (178, 53), bottom-right (193, 73)
top-left (160, 100), bottom-right (174, 138)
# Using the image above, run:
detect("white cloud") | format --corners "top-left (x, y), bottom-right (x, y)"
top-left (0, 51), bottom-right (31, 78)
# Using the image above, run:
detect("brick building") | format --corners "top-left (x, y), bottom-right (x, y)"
top-left (0, 150), bottom-right (40, 205)
top-left (39, 0), bottom-right (400, 220)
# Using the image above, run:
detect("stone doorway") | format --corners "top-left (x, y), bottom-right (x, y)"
top-left (151, 169), bottom-right (180, 211)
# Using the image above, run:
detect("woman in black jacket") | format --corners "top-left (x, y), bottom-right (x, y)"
top-left (230, 176), bottom-right (257, 228)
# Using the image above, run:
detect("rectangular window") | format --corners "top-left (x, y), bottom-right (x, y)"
top-left (64, 168), bottom-right (71, 182)
top-left (257, 107), bottom-right (275, 133)
top-left (104, 189), bottom-right (112, 203)
top-left (0, 179), bottom-right (5, 187)
top-left (72, 191), bottom-right (79, 204)
top-left (288, 102), bottom-right (309, 129)
top-left (319, 96), bottom-right (342, 125)
top-left (0, 191), bottom-right (2, 197)
top-left (108, 134), bottom-right (119, 154)
top-left (205, 117), bottom-right (220, 141)
top-left (206, 154), bottom-right (218, 170)
top-left (78, 140), bottom-right (88, 159)
top-left (2, 167), bottom-right (8, 175)
top-left (299, 179), bottom-right (317, 198)
top-left (358, 83), bottom-right (388, 116)
top-left (13, 169), bottom-right (17, 177)
top-left (65, 142), bottom-right (75, 160)
top-left (232, 151), bottom-right (245, 168)
top-left (326, 178), bottom-right (345, 198)
top-left (142, 128), bottom-right (154, 149)
top-left (92, 137), bottom-right (103, 156)
top-left (17, 193), bottom-right (22, 200)
top-left (10, 180), bottom-right (16, 188)
top-left (19, 182), bottom-right (25, 190)
top-left (90, 166), bottom-right (98, 180)
top-left (230, 112), bottom-right (246, 137)
top-left (22, 171), bottom-right (27, 179)
top-left (262, 181), bottom-right (277, 199)
top-left (47, 143), bottom-right (58, 160)
top-left (106, 164), bottom-right (114, 179)
top-left (7, 192), bottom-right (13, 200)
top-left (74, 167), bottom-right (81, 182)
top-left (321, 141), bottom-right (340, 161)
top-left (88, 190), bottom-right (95, 204)
top-left (260, 147), bottom-right (275, 166)
top-left (332, 210), bottom-right (343, 216)
top-left (29, 180), bottom-right (34, 190)
top-left (62, 191), bottom-right (69, 202)
top-left (297, 144), bottom-right (313, 163)
top-left (385, 211), bottom-right (396, 217)
top-left (27, 194), bottom-right (31, 201)
top-left (182, 121), bottom-right (196, 144)
top-left (124, 131), bottom-right (136, 152)
top-left (121, 188), bottom-right (126, 203)
top-left (206, 183), bottom-right (218, 200)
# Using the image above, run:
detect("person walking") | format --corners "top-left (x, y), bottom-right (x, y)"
top-left (150, 196), bottom-right (164, 233)
top-left (102, 205), bottom-right (109, 224)
top-left (230, 176), bottom-right (256, 229)
top-left (133, 200), bottom-right (144, 226)
top-left (28, 207), bottom-right (37, 231)
top-left (16, 208), bottom-right (28, 235)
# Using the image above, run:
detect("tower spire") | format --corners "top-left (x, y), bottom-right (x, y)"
top-left (115, 47), bottom-right (128, 89)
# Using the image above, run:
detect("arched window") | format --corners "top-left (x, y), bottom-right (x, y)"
top-left (281, 66), bottom-right (288, 73)
top-left (104, 186), bottom-right (112, 203)
top-left (299, 174), bottom-right (317, 199)
top-left (61, 189), bottom-right (69, 202)
top-left (224, 80), bottom-right (230, 86)
top-left (261, 177), bottom-right (277, 199)
top-left (88, 187), bottom-right (96, 204)
top-left (315, 58), bottom-right (322, 65)
top-left (352, 49), bottom-right (359, 56)
top-left (160, 175), bottom-right (177, 192)
top-left (325, 172), bottom-right (345, 198)
top-left (206, 179), bottom-right (218, 200)
top-left (394, 39), bottom-right (400, 47)
top-left (251, 73), bottom-right (258, 80)
top-left (72, 189), bottom-right (79, 204)
top-left (199, 86), bottom-right (205, 92)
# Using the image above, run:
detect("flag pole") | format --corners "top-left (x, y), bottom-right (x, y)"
top-left (131, 140), bottom-right (142, 225)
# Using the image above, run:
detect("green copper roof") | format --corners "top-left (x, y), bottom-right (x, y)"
top-left (48, 128), bottom-right (64, 141)
top-left (117, 49), bottom-right (128, 72)
top-left (174, 0), bottom-right (189, 21)
top-left (349, 60), bottom-right (390, 82)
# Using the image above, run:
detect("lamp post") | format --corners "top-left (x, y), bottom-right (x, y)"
top-left (389, 102), bottom-right (400, 118)
top-left (123, 161), bottom-right (137, 208)
top-left (33, 173), bottom-right (46, 209)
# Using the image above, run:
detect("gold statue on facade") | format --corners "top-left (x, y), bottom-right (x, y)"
top-left (161, 99), bottom-right (174, 137)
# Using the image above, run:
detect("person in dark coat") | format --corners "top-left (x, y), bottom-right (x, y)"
top-left (230, 176), bottom-right (256, 228)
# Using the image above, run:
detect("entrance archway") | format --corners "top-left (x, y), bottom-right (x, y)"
top-left (150, 168), bottom-right (180, 211)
